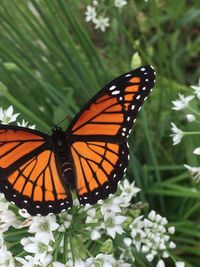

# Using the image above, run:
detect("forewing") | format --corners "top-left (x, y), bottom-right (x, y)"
top-left (67, 65), bottom-right (156, 141)
top-left (70, 141), bottom-right (129, 204)
top-left (0, 125), bottom-right (47, 173)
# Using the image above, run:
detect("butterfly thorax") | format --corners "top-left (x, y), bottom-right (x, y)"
top-left (51, 126), bottom-right (75, 189)
top-left (51, 126), bottom-right (66, 147)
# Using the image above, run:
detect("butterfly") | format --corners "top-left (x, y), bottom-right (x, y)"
top-left (0, 65), bottom-right (156, 216)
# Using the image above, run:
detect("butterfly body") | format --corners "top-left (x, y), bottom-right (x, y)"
top-left (0, 65), bottom-right (156, 216)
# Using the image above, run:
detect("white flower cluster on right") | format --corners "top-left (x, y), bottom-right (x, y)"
top-left (170, 77), bottom-right (200, 183)
top-left (129, 210), bottom-right (176, 265)
top-left (85, 0), bottom-right (128, 32)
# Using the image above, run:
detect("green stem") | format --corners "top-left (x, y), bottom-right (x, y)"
top-left (63, 232), bottom-right (69, 264)
top-left (76, 235), bottom-right (93, 257)
top-left (68, 231), bottom-right (76, 263)
top-left (184, 131), bottom-right (200, 135)
top-left (4, 228), bottom-right (28, 237)
top-left (188, 106), bottom-right (200, 118)
top-left (53, 233), bottom-right (64, 261)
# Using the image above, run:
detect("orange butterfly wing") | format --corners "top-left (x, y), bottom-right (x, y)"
top-left (67, 65), bottom-right (156, 204)
top-left (68, 65), bottom-right (156, 141)
top-left (70, 141), bottom-right (128, 204)
top-left (0, 126), bottom-right (72, 215)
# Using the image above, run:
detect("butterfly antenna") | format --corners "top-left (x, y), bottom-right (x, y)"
top-left (56, 115), bottom-right (71, 127)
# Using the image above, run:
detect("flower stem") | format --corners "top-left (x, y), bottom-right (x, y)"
top-left (184, 131), bottom-right (200, 135)
top-left (188, 106), bottom-right (200, 118)
top-left (68, 231), bottom-right (76, 263)
top-left (4, 228), bottom-right (28, 238)
top-left (53, 233), bottom-right (63, 261)
top-left (63, 232), bottom-right (69, 263)
top-left (76, 235), bottom-right (93, 257)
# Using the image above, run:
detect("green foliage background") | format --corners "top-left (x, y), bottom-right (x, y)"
top-left (0, 0), bottom-right (200, 266)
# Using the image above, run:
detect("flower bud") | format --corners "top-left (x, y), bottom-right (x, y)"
top-left (100, 238), bottom-right (113, 254)
top-left (4, 62), bottom-right (19, 72)
top-left (131, 52), bottom-right (142, 69)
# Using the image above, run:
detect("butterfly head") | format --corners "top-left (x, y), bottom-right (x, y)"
top-left (51, 126), bottom-right (66, 147)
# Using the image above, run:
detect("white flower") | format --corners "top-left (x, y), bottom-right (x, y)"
top-left (115, 260), bottom-right (131, 267)
top-left (162, 251), bottom-right (169, 258)
top-left (119, 179), bottom-right (140, 206)
top-left (114, 0), bottom-right (127, 8)
top-left (100, 195), bottom-right (122, 214)
top-left (16, 255), bottom-right (43, 267)
top-left (175, 262), bottom-right (185, 267)
top-left (186, 114), bottom-right (196, 122)
top-left (184, 164), bottom-right (200, 182)
top-left (86, 254), bottom-right (116, 267)
top-left (58, 212), bottom-right (73, 232)
top-left (123, 237), bottom-right (132, 247)
top-left (130, 215), bottom-right (145, 251)
top-left (17, 119), bottom-right (36, 129)
top-left (0, 245), bottom-right (15, 267)
top-left (28, 214), bottom-right (59, 236)
top-left (85, 5), bottom-right (97, 22)
top-left (0, 209), bottom-right (20, 232)
top-left (91, 230), bottom-right (101, 240)
top-left (0, 105), bottom-right (19, 124)
top-left (172, 94), bottom-right (194, 110)
top-left (168, 226), bottom-right (175, 234)
top-left (169, 241), bottom-right (176, 249)
top-left (103, 212), bottom-right (127, 238)
top-left (191, 78), bottom-right (200, 99)
top-left (94, 16), bottom-right (110, 32)
top-left (64, 260), bottom-right (86, 267)
top-left (148, 210), bottom-right (156, 221)
top-left (193, 147), bottom-right (200, 155)
top-left (85, 207), bottom-right (101, 240)
top-left (53, 263), bottom-right (65, 267)
top-left (146, 253), bottom-right (154, 262)
top-left (170, 122), bottom-right (184, 145)
top-left (157, 259), bottom-right (165, 267)
top-left (21, 232), bottom-right (53, 263)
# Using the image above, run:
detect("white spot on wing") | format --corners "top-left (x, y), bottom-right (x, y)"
top-left (125, 74), bottom-right (131, 77)
top-left (109, 85), bottom-right (116, 91)
top-left (141, 68), bottom-right (145, 71)
top-left (111, 90), bottom-right (120, 95)
top-left (131, 105), bottom-right (135, 110)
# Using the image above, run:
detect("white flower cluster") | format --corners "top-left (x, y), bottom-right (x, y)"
top-left (85, 0), bottom-right (128, 32)
top-left (86, 179), bottom-right (140, 241)
top-left (130, 211), bottom-right (176, 264)
top-left (0, 105), bottom-right (35, 129)
top-left (170, 78), bottom-right (200, 182)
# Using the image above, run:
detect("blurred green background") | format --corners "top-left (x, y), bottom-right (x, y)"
top-left (0, 1), bottom-right (200, 266)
